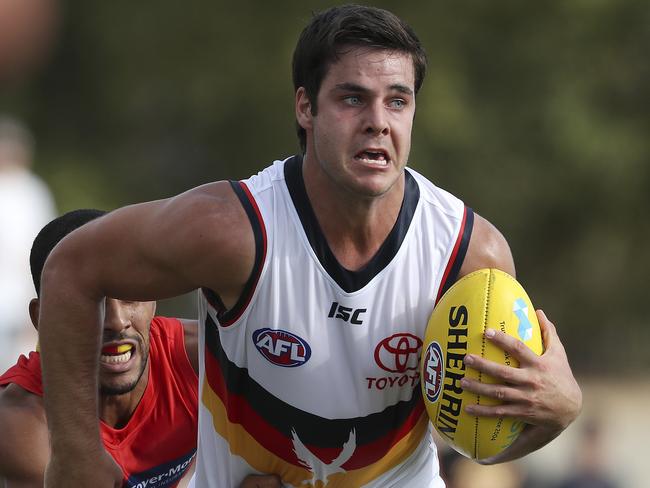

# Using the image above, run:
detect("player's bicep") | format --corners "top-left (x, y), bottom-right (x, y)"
top-left (46, 199), bottom-right (198, 301)
top-left (44, 181), bottom-right (254, 303)
top-left (458, 213), bottom-right (515, 279)
top-left (154, 181), bottom-right (256, 298)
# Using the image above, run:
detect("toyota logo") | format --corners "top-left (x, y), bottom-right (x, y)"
top-left (374, 333), bottom-right (423, 373)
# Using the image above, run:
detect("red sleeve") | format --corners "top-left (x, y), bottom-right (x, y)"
top-left (0, 351), bottom-right (44, 396)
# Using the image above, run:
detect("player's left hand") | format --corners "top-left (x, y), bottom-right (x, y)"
top-left (460, 309), bottom-right (582, 462)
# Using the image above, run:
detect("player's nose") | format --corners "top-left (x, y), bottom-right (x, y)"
top-left (103, 298), bottom-right (132, 332)
top-left (363, 101), bottom-right (390, 136)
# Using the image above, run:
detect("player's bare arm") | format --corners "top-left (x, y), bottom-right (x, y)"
top-left (456, 213), bottom-right (582, 464)
top-left (0, 384), bottom-right (49, 487)
top-left (38, 181), bottom-right (255, 487)
top-left (458, 213), bottom-right (516, 279)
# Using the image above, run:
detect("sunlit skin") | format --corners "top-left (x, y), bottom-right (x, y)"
top-left (296, 47), bottom-right (417, 270)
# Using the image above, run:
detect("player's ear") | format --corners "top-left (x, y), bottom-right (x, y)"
top-left (29, 298), bottom-right (40, 330)
top-left (295, 87), bottom-right (313, 130)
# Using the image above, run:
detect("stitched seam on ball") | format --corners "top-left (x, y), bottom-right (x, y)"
top-left (481, 270), bottom-right (491, 363)
top-left (476, 269), bottom-right (491, 458)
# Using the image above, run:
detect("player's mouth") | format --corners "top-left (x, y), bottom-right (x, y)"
top-left (354, 148), bottom-right (390, 167)
top-left (100, 342), bottom-right (136, 372)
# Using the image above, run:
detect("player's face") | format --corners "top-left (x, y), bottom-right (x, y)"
top-left (298, 47), bottom-right (416, 198)
top-left (98, 298), bottom-right (155, 396)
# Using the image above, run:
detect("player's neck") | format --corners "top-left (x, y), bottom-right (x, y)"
top-left (302, 155), bottom-right (404, 271)
top-left (98, 363), bottom-right (150, 429)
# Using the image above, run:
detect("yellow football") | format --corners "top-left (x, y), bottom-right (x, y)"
top-left (420, 268), bottom-right (543, 461)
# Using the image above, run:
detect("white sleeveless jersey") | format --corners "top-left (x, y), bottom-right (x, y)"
top-left (191, 156), bottom-right (473, 488)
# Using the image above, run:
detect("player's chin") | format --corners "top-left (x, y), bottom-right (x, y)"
top-left (99, 376), bottom-right (141, 396)
top-left (99, 356), bottom-right (145, 396)
top-left (351, 175), bottom-right (400, 197)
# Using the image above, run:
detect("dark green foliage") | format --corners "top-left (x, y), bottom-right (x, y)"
top-left (2, 0), bottom-right (648, 375)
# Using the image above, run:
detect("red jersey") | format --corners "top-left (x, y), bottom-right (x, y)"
top-left (0, 316), bottom-right (198, 488)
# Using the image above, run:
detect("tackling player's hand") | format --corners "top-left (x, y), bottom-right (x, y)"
top-left (460, 309), bottom-right (582, 463)
top-left (240, 474), bottom-right (283, 488)
top-left (45, 447), bottom-right (123, 487)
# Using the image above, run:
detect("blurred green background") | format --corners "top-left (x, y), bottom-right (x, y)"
top-left (1, 0), bottom-right (648, 380)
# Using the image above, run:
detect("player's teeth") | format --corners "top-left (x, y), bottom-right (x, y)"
top-left (100, 350), bottom-right (132, 364)
top-left (355, 153), bottom-right (388, 165)
top-left (102, 344), bottom-right (133, 355)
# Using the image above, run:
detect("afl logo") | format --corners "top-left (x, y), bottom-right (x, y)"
top-left (253, 328), bottom-right (311, 368)
top-left (423, 342), bottom-right (444, 402)
top-left (374, 333), bottom-right (423, 373)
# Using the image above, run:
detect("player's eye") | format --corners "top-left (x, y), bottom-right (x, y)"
top-left (388, 99), bottom-right (406, 109)
top-left (343, 95), bottom-right (363, 106)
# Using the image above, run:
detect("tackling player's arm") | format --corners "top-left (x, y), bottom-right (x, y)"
top-left (38, 181), bottom-right (255, 487)
top-left (457, 213), bottom-right (582, 464)
top-left (0, 385), bottom-right (49, 487)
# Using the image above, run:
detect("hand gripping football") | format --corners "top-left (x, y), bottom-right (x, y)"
top-left (421, 268), bottom-right (543, 460)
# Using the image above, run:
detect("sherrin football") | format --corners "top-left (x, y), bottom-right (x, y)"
top-left (420, 268), bottom-right (543, 461)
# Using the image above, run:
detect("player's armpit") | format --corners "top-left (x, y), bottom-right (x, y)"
top-left (0, 385), bottom-right (49, 487)
top-left (180, 319), bottom-right (199, 373)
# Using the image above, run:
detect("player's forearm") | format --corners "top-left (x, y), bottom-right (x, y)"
top-left (38, 264), bottom-right (104, 453)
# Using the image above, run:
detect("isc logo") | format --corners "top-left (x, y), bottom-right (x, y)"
top-left (327, 302), bottom-right (366, 325)
top-left (253, 328), bottom-right (311, 368)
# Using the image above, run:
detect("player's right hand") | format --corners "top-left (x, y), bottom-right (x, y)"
top-left (239, 474), bottom-right (283, 488)
top-left (45, 447), bottom-right (123, 487)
